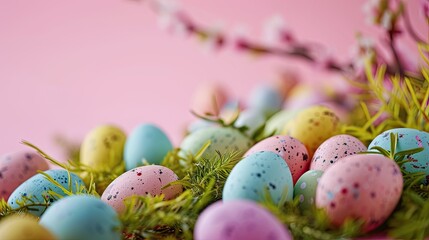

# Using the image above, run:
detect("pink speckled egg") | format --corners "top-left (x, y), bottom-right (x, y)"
top-left (0, 151), bottom-right (49, 201)
top-left (310, 134), bottom-right (367, 171)
top-left (316, 154), bottom-right (403, 232)
top-left (194, 200), bottom-right (292, 240)
top-left (101, 165), bottom-right (182, 212)
top-left (245, 135), bottom-right (309, 183)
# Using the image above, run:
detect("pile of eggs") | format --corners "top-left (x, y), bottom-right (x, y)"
top-left (1, 81), bottom-right (429, 240)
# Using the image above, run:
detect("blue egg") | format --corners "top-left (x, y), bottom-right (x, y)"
top-left (40, 195), bottom-right (121, 240)
top-left (247, 85), bottom-right (282, 116)
top-left (223, 151), bottom-right (294, 204)
top-left (7, 169), bottom-right (85, 217)
top-left (368, 128), bottom-right (429, 182)
top-left (124, 123), bottom-right (173, 170)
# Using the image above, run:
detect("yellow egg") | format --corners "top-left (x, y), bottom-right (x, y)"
top-left (282, 105), bottom-right (341, 158)
top-left (0, 214), bottom-right (56, 240)
top-left (80, 125), bottom-right (126, 172)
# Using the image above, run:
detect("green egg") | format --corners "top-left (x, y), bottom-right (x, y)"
top-left (293, 170), bottom-right (323, 210)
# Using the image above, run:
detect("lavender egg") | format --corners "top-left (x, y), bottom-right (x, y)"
top-left (311, 134), bottom-right (367, 171)
top-left (0, 151), bottom-right (49, 201)
top-left (194, 200), bottom-right (292, 240)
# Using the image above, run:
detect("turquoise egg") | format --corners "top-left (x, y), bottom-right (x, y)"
top-left (40, 195), bottom-right (121, 240)
top-left (247, 85), bottom-right (283, 116)
top-left (223, 151), bottom-right (293, 204)
top-left (124, 123), bottom-right (173, 170)
top-left (293, 170), bottom-right (323, 210)
top-left (7, 169), bottom-right (85, 217)
top-left (368, 128), bottom-right (429, 182)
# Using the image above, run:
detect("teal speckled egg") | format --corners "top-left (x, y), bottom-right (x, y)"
top-left (124, 123), bottom-right (173, 170)
top-left (7, 169), bottom-right (85, 217)
top-left (40, 195), bottom-right (121, 240)
top-left (223, 151), bottom-right (294, 204)
top-left (293, 170), bottom-right (323, 210)
top-left (368, 128), bottom-right (429, 183)
top-left (179, 127), bottom-right (253, 159)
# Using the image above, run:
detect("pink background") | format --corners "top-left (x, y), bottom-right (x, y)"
top-left (0, 0), bottom-right (426, 160)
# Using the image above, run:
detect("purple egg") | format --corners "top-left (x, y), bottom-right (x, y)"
top-left (194, 200), bottom-right (292, 240)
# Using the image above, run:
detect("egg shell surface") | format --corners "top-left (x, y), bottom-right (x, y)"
top-left (368, 128), bottom-right (429, 183)
top-left (80, 125), bottom-right (126, 172)
top-left (223, 151), bottom-right (294, 204)
top-left (0, 151), bottom-right (49, 201)
top-left (234, 109), bottom-right (266, 136)
top-left (101, 165), bottom-right (182, 213)
top-left (8, 169), bottom-right (85, 217)
top-left (316, 154), bottom-right (403, 232)
top-left (180, 127), bottom-right (253, 159)
top-left (245, 135), bottom-right (310, 183)
top-left (247, 85), bottom-right (283, 116)
top-left (124, 123), bottom-right (173, 170)
top-left (311, 134), bottom-right (367, 171)
top-left (293, 170), bottom-right (323, 210)
top-left (282, 105), bottom-right (341, 158)
top-left (194, 200), bottom-right (292, 240)
top-left (0, 214), bottom-right (56, 240)
top-left (40, 195), bottom-right (121, 240)
top-left (263, 109), bottom-right (298, 137)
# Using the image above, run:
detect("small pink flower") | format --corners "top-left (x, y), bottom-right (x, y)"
top-left (262, 15), bottom-right (294, 46)
top-left (363, 0), bottom-right (383, 24)
top-left (422, 0), bottom-right (429, 18)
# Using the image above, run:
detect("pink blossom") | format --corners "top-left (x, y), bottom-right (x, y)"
top-left (422, 0), bottom-right (429, 18)
top-left (362, 0), bottom-right (383, 24)
top-left (262, 15), bottom-right (294, 46)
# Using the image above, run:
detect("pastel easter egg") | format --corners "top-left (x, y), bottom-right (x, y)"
top-left (293, 170), bottom-right (323, 210)
top-left (316, 154), bottom-right (403, 232)
top-left (124, 124), bottom-right (173, 170)
top-left (368, 128), bottom-right (429, 183)
top-left (179, 127), bottom-right (253, 159)
top-left (187, 119), bottom-right (217, 134)
top-left (191, 82), bottom-right (227, 116)
top-left (311, 135), bottom-right (367, 171)
top-left (8, 169), bottom-right (85, 217)
top-left (80, 125), bottom-right (126, 172)
top-left (219, 100), bottom-right (241, 124)
top-left (247, 85), bottom-right (283, 116)
top-left (101, 165), bottom-right (182, 213)
top-left (263, 109), bottom-right (298, 137)
top-left (282, 105), bottom-right (341, 158)
top-left (194, 200), bottom-right (292, 240)
top-left (40, 195), bottom-right (121, 240)
top-left (234, 109), bottom-right (266, 137)
top-left (0, 214), bottom-right (56, 240)
top-left (285, 84), bottom-right (329, 111)
top-left (0, 151), bottom-right (49, 201)
top-left (223, 151), bottom-right (294, 204)
top-left (245, 135), bottom-right (309, 183)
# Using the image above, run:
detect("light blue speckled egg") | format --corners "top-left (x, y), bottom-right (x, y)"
top-left (223, 151), bottom-right (293, 204)
top-left (234, 109), bottom-right (266, 137)
top-left (40, 195), bottom-right (121, 240)
top-left (179, 127), bottom-right (253, 159)
top-left (7, 169), bottom-right (85, 217)
top-left (124, 123), bottom-right (173, 170)
top-left (293, 170), bottom-right (323, 210)
top-left (247, 85), bottom-right (283, 116)
top-left (368, 128), bottom-right (429, 182)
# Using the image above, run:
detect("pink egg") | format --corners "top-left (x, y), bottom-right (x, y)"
top-left (0, 151), bottom-right (49, 201)
top-left (316, 154), bottom-right (403, 232)
top-left (194, 200), bottom-right (292, 240)
top-left (310, 134), bottom-right (367, 171)
top-left (101, 165), bottom-right (182, 213)
top-left (245, 135), bottom-right (309, 183)
top-left (191, 82), bottom-right (228, 116)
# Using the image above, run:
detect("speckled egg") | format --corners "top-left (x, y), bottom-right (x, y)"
top-left (187, 119), bottom-right (218, 133)
top-left (311, 135), bottom-right (367, 171)
top-left (245, 135), bottom-right (309, 183)
top-left (247, 85), bottom-right (283, 116)
top-left (0, 214), bottom-right (56, 240)
top-left (124, 124), bottom-right (173, 170)
top-left (40, 195), bottom-right (121, 240)
top-left (194, 200), bottom-right (292, 240)
top-left (80, 125), bottom-right (126, 172)
top-left (263, 109), bottom-right (298, 137)
top-left (293, 170), bottom-right (323, 210)
top-left (368, 128), bottom-right (429, 183)
top-left (234, 109), bottom-right (266, 137)
top-left (223, 151), bottom-right (294, 204)
top-left (316, 154), bottom-right (403, 232)
top-left (0, 151), bottom-right (49, 201)
top-left (101, 165), bottom-right (182, 213)
top-left (8, 169), bottom-right (85, 217)
top-left (179, 127), bottom-right (253, 159)
top-left (282, 105), bottom-right (341, 158)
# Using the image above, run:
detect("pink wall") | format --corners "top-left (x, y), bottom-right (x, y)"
top-left (0, 0), bottom-right (426, 159)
